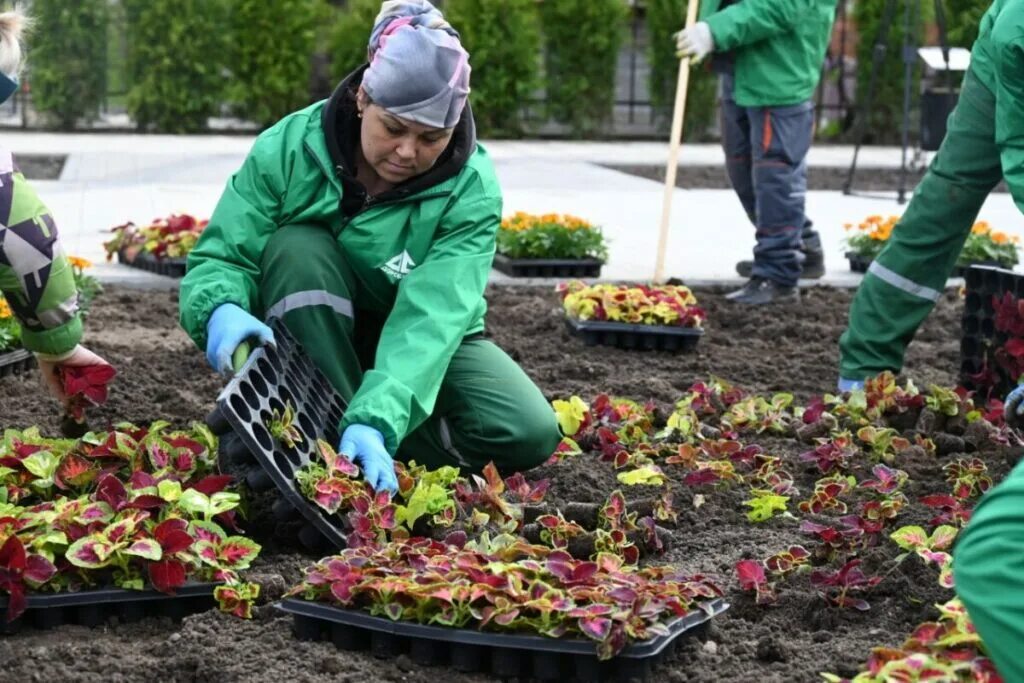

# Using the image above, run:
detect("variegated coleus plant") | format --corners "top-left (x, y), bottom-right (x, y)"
top-left (288, 534), bottom-right (722, 660)
top-left (0, 422), bottom-right (260, 623)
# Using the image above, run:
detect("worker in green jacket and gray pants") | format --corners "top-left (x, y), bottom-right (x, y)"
top-left (180, 1), bottom-right (561, 493)
top-left (676, 0), bottom-right (838, 305)
top-left (839, 0), bottom-right (1024, 392)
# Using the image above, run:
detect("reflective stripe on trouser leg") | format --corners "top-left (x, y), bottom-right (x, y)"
top-left (438, 417), bottom-right (470, 468)
top-left (838, 67), bottom-right (1002, 380)
top-left (265, 290), bottom-right (354, 320)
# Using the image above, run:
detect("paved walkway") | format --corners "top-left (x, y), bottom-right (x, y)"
top-left (6, 132), bottom-right (1019, 288)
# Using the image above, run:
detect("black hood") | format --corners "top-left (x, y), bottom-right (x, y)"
top-left (322, 64), bottom-right (477, 204)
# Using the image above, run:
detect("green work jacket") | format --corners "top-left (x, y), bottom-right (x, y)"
top-left (180, 69), bottom-right (501, 455)
top-left (701, 0), bottom-right (838, 107)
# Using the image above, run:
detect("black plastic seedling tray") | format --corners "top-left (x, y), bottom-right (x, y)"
top-left (960, 264), bottom-right (1024, 397)
top-left (0, 583), bottom-right (217, 634)
top-left (846, 252), bottom-right (1004, 279)
top-left (207, 319), bottom-right (349, 549)
top-left (565, 317), bottom-right (703, 353)
top-left (493, 253), bottom-right (603, 279)
top-left (278, 598), bottom-right (727, 681)
top-left (0, 348), bottom-right (35, 378)
top-left (118, 248), bottom-right (187, 278)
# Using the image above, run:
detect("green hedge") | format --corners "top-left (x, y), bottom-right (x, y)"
top-left (328, 0), bottom-right (379, 82)
top-left (444, 0), bottom-right (541, 137)
top-left (539, 0), bottom-right (626, 138)
top-left (29, 0), bottom-right (108, 130)
top-left (226, 0), bottom-right (327, 128)
top-left (943, 0), bottom-right (988, 47)
top-left (122, 0), bottom-right (228, 133)
top-left (645, 0), bottom-right (717, 141)
top-left (852, 0), bottom-right (924, 144)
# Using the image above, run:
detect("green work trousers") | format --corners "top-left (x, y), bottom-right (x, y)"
top-left (254, 223), bottom-right (561, 473)
top-left (839, 68), bottom-right (1003, 380)
top-left (954, 457), bottom-right (1024, 683)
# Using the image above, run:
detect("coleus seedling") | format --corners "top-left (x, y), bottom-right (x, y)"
top-left (855, 426), bottom-right (911, 463)
top-left (810, 558), bottom-right (882, 610)
top-left (800, 432), bottom-right (858, 473)
top-left (944, 458), bottom-right (993, 500)
top-left (798, 474), bottom-right (856, 515)
top-left (735, 559), bottom-right (776, 605)
top-left (743, 489), bottom-right (790, 523)
top-left (722, 393), bottom-right (795, 435)
top-left (890, 525), bottom-right (958, 588)
top-left (289, 535), bottom-right (722, 660)
top-left (919, 494), bottom-right (973, 527)
top-left (0, 535), bottom-right (57, 622)
top-left (59, 364), bottom-right (117, 424)
top-left (266, 403), bottom-right (302, 449)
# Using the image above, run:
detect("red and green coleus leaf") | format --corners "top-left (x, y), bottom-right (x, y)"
top-left (552, 396), bottom-right (592, 438)
top-left (214, 582), bottom-right (260, 619)
top-left (123, 538), bottom-right (163, 561)
top-left (196, 536), bottom-right (261, 571)
top-left (59, 364), bottom-right (117, 422)
top-left (764, 546), bottom-right (810, 578)
top-left (154, 518), bottom-right (194, 555)
top-left (148, 559), bottom-right (187, 594)
top-left (53, 453), bottom-right (99, 491)
top-left (809, 559), bottom-right (882, 611)
top-left (0, 535), bottom-right (58, 622)
top-left (735, 559), bottom-right (776, 605)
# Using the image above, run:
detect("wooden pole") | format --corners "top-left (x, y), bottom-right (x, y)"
top-left (653, 0), bottom-right (701, 284)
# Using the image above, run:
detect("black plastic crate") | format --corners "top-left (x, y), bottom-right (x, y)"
top-left (206, 319), bottom-right (349, 549)
top-left (960, 265), bottom-right (1024, 398)
top-left (118, 248), bottom-right (187, 278)
top-left (0, 348), bottom-right (35, 379)
top-left (0, 583), bottom-right (217, 634)
top-left (493, 253), bottom-right (603, 279)
top-left (565, 317), bottom-right (703, 353)
top-left (278, 597), bottom-right (727, 681)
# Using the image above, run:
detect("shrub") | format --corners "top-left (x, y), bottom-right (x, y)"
top-left (327, 0), bottom-right (379, 82)
top-left (943, 0), bottom-right (989, 48)
top-left (852, 0), bottom-right (924, 144)
top-left (539, 0), bottom-right (626, 138)
top-left (122, 0), bottom-right (228, 133)
top-left (444, 0), bottom-right (541, 137)
top-left (226, 0), bottom-right (327, 128)
top-left (497, 212), bottom-right (609, 261)
top-left (645, 0), bottom-right (718, 141)
top-left (28, 0), bottom-right (108, 130)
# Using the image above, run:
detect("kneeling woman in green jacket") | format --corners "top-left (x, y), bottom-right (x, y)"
top-left (180, 1), bottom-right (561, 493)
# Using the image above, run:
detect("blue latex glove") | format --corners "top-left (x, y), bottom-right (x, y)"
top-left (205, 303), bottom-right (275, 376)
top-left (837, 377), bottom-right (865, 393)
top-left (339, 424), bottom-right (399, 493)
top-left (1004, 385), bottom-right (1024, 426)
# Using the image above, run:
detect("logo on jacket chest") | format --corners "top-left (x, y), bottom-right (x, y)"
top-left (380, 250), bottom-right (417, 280)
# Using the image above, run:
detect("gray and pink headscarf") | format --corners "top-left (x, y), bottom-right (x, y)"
top-left (362, 1), bottom-right (471, 130)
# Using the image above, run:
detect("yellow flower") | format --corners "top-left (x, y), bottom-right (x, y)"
top-left (971, 221), bottom-right (991, 236)
top-left (0, 297), bottom-right (11, 319)
top-left (68, 255), bottom-right (93, 270)
top-left (991, 231), bottom-right (1010, 245)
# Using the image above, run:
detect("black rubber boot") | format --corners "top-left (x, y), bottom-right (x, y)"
top-left (736, 249), bottom-right (825, 279)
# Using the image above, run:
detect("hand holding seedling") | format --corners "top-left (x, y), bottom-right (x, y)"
top-left (205, 303), bottom-right (275, 376)
top-left (339, 424), bottom-right (399, 493)
top-left (35, 344), bottom-right (113, 409)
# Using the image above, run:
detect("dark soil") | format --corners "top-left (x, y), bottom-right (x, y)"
top-left (604, 163), bottom-right (1011, 195)
top-left (14, 153), bottom-right (66, 180)
top-left (0, 284), bottom-right (1010, 683)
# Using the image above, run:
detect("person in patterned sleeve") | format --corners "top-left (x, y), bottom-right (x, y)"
top-left (0, 10), bottom-right (112, 408)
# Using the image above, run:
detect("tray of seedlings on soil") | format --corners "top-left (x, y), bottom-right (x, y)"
top-left (845, 215), bottom-right (1018, 277)
top-left (104, 213), bottom-right (207, 278)
top-left (205, 320), bottom-right (727, 680)
top-left (0, 256), bottom-right (101, 379)
top-left (558, 280), bottom-right (705, 353)
top-left (0, 415), bottom-right (263, 633)
top-left (540, 374), bottom-right (1012, 681)
top-left (960, 264), bottom-right (1024, 403)
top-left (494, 212), bottom-right (608, 278)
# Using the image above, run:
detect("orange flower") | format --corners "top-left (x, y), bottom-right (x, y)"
top-left (68, 255), bottom-right (93, 270)
top-left (991, 231), bottom-right (1010, 245)
top-left (0, 297), bottom-right (11, 319)
top-left (971, 221), bottom-right (991, 236)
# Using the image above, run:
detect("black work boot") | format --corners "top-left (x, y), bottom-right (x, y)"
top-left (725, 276), bottom-right (799, 305)
top-left (736, 249), bottom-right (825, 279)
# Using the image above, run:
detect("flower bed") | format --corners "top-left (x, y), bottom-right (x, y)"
top-left (494, 212), bottom-right (607, 278)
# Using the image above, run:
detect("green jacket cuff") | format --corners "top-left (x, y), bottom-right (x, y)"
top-left (21, 315), bottom-right (83, 356)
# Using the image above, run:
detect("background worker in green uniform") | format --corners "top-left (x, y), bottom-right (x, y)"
top-left (180, 0), bottom-right (561, 493)
top-left (0, 10), bottom-right (112, 407)
top-left (675, 0), bottom-right (838, 305)
top-left (954, 392), bottom-right (1024, 683)
top-left (838, 0), bottom-right (1024, 392)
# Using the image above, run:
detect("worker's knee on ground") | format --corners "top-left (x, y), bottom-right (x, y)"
top-left (456, 400), bottom-right (561, 473)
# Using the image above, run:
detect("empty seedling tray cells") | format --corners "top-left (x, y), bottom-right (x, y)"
top-left (206, 319), bottom-right (349, 549)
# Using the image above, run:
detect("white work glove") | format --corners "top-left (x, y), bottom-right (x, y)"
top-left (675, 22), bottom-right (714, 62)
